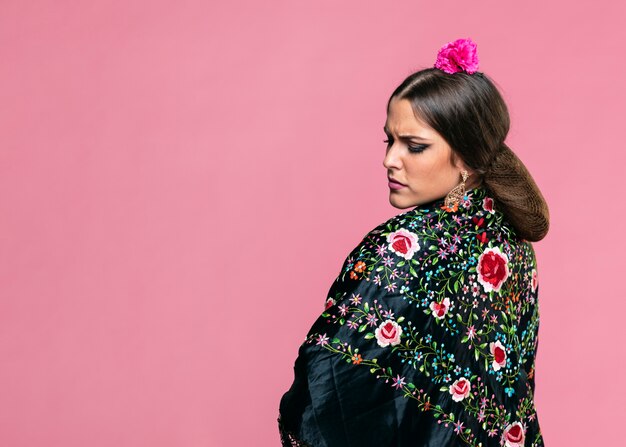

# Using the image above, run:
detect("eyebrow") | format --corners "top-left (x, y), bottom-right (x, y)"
top-left (383, 126), bottom-right (430, 141)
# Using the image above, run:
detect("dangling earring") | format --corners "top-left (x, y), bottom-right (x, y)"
top-left (444, 170), bottom-right (469, 209)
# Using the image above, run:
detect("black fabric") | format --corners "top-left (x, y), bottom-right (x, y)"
top-left (279, 185), bottom-right (544, 446)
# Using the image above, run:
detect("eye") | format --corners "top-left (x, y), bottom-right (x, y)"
top-left (408, 144), bottom-right (428, 153)
top-left (383, 138), bottom-right (428, 153)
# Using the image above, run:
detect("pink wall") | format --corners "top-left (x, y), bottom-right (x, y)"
top-left (1, 1), bottom-right (624, 445)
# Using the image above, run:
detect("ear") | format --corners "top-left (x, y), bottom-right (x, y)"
top-left (451, 151), bottom-right (472, 173)
top-left (451, 151), bottom-right (483, 188)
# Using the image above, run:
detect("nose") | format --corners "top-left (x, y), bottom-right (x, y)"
top-left (382, 142), bottom-right (402, 171)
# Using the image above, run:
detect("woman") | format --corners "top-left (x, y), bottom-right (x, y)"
top-left (278, 38), bottom-right (549, 447)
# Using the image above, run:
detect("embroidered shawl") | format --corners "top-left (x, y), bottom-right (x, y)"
top-left (278, 185), bottom-right (544, 447)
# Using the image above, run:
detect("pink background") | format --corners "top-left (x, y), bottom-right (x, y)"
top-left (1, 1), bottom-right (624, 446)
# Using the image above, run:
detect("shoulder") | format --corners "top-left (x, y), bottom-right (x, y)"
top-left (353, 187), bottom-right (534, 285)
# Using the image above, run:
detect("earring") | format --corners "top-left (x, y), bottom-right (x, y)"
top-left (444, 170), bottom-right (469, 209)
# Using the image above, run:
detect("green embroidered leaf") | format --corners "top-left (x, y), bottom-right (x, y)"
top-left (474, 348), bottom-right (479, 361)
top-left (432, 257), bottom-right (439, 265)
top-left (364, 302), bottom-right (369, 312)
top-left (358, 324), bottom-right (367, 333)
top-left (364, 333), bottom-right (374, 339)
top-left (409, 266), bottom-right (417, 277)
top-left (397, 316), bottom-right (405, 323)
top-left (332, 337), bottom-right (340, 344)
top-left (429, 245), bottom-right (437, 251)
top-left (461, 335), bottom-right (469, 343)
top-left (454, 281), bottom-right (459, 293)
top-left (339, 318), bottom-right (345, 325)
top-left (439, 386), bottom-right (449, 392)
top-left (397, 260), bottom-right (405, 267)
top-left (376, 265), bottom-right (384, 272)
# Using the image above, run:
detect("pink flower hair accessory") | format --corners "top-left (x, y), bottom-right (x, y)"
top-left (434, 38), bottom-right (480, 75)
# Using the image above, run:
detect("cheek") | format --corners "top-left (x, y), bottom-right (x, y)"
top-left (405, 151), bottom-right (438, 178)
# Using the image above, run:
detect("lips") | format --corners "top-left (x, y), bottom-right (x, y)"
top-left (388, 177), bottom-right (406, 186)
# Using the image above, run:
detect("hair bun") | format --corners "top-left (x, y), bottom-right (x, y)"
top-left (483, 145), bottom-right (550, 242)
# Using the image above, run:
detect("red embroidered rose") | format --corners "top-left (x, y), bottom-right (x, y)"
top-left (325, 298), bottom-right (336, 309)
top-left (483, 197), bottom-right (495, 213)
top-left (386, 229), bottom-right (420, 260)
top-left (449, 377), bottom-right (471, 402)
top-left (489, 340), bottom-right (507, 371)
top-left (502, 421), bottom-right (526, 447)
top-left (374, 319), bottom-right (403, 347)
top-left (477, 246), bottom-right (510, 293)
top-left (429, 297), bottom-right (450, 320)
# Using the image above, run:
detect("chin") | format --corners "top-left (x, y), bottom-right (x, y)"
top-left (388, 195), bottom-right (414, 210)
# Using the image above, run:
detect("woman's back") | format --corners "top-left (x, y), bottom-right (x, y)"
top-left (278, 184), bottom-right (544, 447)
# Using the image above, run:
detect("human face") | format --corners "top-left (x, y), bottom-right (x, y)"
top-left (383, 97), bottom-right (474, 209)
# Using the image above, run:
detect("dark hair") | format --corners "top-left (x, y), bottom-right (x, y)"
top-left (388, 67), bottom-right (550, 242)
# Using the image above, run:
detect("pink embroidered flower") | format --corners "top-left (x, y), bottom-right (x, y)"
top-left (502, 421), bottom-right (526, 447)
top-left (392, 374), bottom-right (406, 390)
top-left (315, 333), bottom-right (329, 346)
top-left (449, 377), bottom-right (471, 402)
top-left (483, 197), bottom-right (495, 213)
top-left (477, 246), bottom-right (510, 293)
top-left (429, 297), bottom-right (451, 320)
top-left (386, 228), bottom-right (420, 260)
top-left (374, 319), bottom-right (403, 347)
top-left (490, 340), bottom-right (507, 371)
top-left (466, 325), bottom-right (476, 340)
top-left (531, 268), bottom-right (538, 293)
top-left (434, 38), bottom-right (479, 75)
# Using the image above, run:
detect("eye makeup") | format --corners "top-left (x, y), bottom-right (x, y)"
top-left (383, 138), bottom-right (429, 154)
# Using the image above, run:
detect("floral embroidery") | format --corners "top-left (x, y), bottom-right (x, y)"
top-left (386, 228), bottom-right (420, 259)
top-left (374, 319), bottom-right (403, 347)
top-left (503, 421), bottom-right (526, 447)
top-left (490, 340), bottom-right (507, 371)
top-left (450, 376), bottom-right (471, 402)
top-left (279, 186), bottom-right (544, 446)
top-left (477, 246), bottom-right (510, 292)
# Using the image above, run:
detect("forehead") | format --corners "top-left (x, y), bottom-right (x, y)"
top-left (384, 98), bottom-right (432, 134)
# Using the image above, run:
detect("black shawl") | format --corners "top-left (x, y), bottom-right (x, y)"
top-left (278, 185), bottom-right (544, 447)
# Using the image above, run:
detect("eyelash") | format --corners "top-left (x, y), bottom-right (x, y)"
top-left (383, 139), bottom-right (428, 153)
